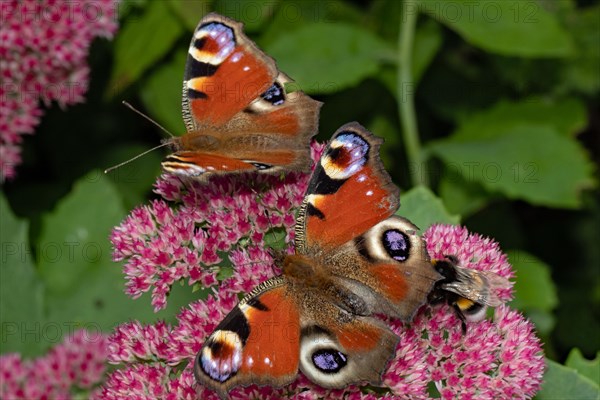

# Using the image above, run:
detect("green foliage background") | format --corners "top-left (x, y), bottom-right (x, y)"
top-left (1, 0), bottom-right (599, 397)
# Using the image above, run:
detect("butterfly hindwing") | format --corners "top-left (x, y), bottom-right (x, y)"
top-left (195, 275), bottom-right (401, 398)
top-left (298, 308), bottom-right (398, 389)
top-left (195, 278), bottom-right (300, 398)
top-left (329, 216), bottom-right (439, 321)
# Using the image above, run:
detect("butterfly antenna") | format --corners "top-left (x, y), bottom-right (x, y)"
top-left (122, 101), bottom-right (175, 138)
top-left (104, 141), bottom-right (171, 174)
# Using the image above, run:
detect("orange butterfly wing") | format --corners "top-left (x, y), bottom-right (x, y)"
top-left (295, 122), bottom-right (399, 253)
top-left (195, 279), bottom-right (300, 398)
top-left (182, 13), bottom-right (277, 129)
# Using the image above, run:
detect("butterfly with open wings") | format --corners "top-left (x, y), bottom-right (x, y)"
top-left (193, 122), bottom-right (442, 398)
top-left (162, 13), bottom-right (321, 178)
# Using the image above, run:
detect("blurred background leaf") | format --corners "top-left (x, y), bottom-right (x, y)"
top-left (266, 23), bottom-right (392, 94)
top-left (0, 195), bottom-right (44, 356)
top-left (108, 1), bottom-right (184, 96)
top-left (417, 0), bottom-right (574, 57)
top-left (400, 186), bottom-right (460, 230)
top-left (537, 357), bottom-right (599, 399)
top-left (508, 250), bottom-right (558, 336)
top-left (566, 348), bottom-right (600, 386)
top-left (139, 49), bottom-right (188, 135)
top-left (428, 124), bottom-right (594, 208)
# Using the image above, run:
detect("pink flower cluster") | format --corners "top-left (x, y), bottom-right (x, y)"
top-left (0, 329), bottom-right (109, 399)
top-left (0, 0), bottom-right (119, 181)
top-left (103, 146), bottom-right (320, 399)
top-left (111, 165), bottom-right (316, 312)
top-left (102, 149), bottom-right (544, 398)
top-left (413, 225), bottom-right (543, 399)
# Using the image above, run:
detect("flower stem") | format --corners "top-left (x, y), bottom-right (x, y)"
top-left (398, 1), bottom-right (429, 187)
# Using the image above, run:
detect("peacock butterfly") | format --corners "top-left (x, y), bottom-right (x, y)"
top-left (194, 122), bottom-right (441, 398)
top-left (161, 13), bottom-right (322, 178)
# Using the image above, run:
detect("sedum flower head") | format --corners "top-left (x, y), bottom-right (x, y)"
top-left (417, 224), bottom-right (544, 399)
top-left (0, 0), bottom-right (119, 180)
top-left (0, 330), bottom-right (109, 399)
top-left (110, 165), bottom-right (317, 312)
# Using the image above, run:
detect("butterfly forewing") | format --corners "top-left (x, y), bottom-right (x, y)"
top-left (294, 122), bottom-right (400, 254)
top-left (182, 13), bottom-right (277, 129)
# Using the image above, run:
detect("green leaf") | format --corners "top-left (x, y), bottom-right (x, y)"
top-left (168, 0), bottom-right (212, 31)
top-left (216, 265), bottom-right (235, 281)
top-left (560, 5), bottom-right (600, 95)
top-left (0, 194), bottom-right (44, 356)
top-left (399, 186), bottom-right (460, 231)
top-left (213, 0), bottom-right (279, 32)
top-left (417, 0), bottom-right (573, 57)
top-left (108, 1), bottom-right (184, 96)
top-left (537, 358), bottom-right (600, 400)
top-left (37, 172), bottom-right (192, 333)
top-left (263, 227), bottom-right (288, 252)
top-left (507, 249), bottom-right (557, 334)
top-left (367, 0), bottom-right (403, 40)
top-left (434, 97), bottom-right (590, 210)
top-left (319, 0), bottom-right (364, 25)
top-left (140, 49), bottom-right (188, 136)
top-left (428, 124), bottom-right (595, 209)
top-left (508, 250), bottom-right (558, 312)
top-left (566, 349), bottom-right (600, 387)
top-left (452, 98), bottom-right (587, 140)
top-left (265, 23), bottom-right (391, 94)
top-left (117, 0), bottom-right (147, 16)
top-left (438, 173), bottom-right (490, 217)
top-left (259, 1), bottom-right (361, 47)
top-left (37, 172), bottom-right (126, 294)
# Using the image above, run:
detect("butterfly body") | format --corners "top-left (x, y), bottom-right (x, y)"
top-left (163, 13), bottom-right (321, 178)
top-left (195, 123), bottom-right (441, 398)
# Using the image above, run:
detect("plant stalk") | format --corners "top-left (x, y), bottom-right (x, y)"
top-left (398, 1), bottom-right (429, 187)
